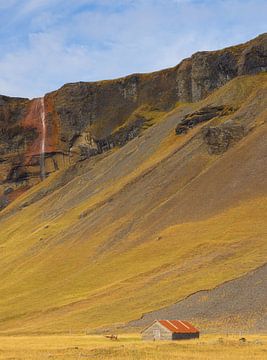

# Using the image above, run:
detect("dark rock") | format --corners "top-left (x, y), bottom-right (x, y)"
top-left (190, 50), bottom-right (238, 101)
top-left (77, 145), bottom-right (99, 160)
top-left (6, 166), bottom-right (29, 183)
top-left (94, 117), bottom-right (145, 154)
top-left (202, 123), bottom-right (245, 154)
top-left (175, 106), bottom-right (236, 135)
top-left (4, 187), bottom-right (14, 195)
top-left (238, 33), bottom-right (267, 75)
top-left (176, 125), bottom-right (189, 135)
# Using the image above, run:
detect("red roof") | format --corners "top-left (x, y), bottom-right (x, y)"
top-left (158, 320), bottom-right (199, 333)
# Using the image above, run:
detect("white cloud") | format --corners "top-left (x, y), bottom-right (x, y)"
top-left (0, 0), bottom-right (266, 98)
top-left (0, 31), bottom-right (93, 98)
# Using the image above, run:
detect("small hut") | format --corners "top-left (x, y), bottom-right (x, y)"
top-left (141, 320), bottom-right (199, 341)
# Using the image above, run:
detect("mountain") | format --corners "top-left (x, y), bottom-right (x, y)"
top-left (0, 33), bottom-right (266, 334)
top-left (1, 33), bottom-right (267, 210)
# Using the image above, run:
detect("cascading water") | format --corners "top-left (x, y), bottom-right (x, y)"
top-left (39, 97), bottom-right (46, 180)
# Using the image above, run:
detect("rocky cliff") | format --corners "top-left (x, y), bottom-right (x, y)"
top-left (0, 33), bottom-right (266, 209)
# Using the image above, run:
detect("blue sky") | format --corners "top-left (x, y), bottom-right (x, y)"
top-left (0, 0), bottom-right (266, 98)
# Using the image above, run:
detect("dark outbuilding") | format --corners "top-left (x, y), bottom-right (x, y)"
top-left (141, 320), bottom-right (199, 341)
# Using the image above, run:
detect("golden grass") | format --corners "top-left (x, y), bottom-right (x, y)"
top-left (0, 334), bottom-right (266, 360)
top-left (0, 194), bottom-right (266, 334)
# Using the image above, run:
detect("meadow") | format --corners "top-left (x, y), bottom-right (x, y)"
top-left (0, 334), bottom-right (266, 360)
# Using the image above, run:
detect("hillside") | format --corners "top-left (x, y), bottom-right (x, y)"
top-left (0, 35), bottom-right (266, 335)
top-left (0, 33), bottom-right (267, 210)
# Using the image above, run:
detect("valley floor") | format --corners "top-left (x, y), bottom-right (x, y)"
top-left (0, 334), bottom-right (266, 360)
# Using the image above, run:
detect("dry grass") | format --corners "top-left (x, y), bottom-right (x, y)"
top-left (0, 334), bottom-right (266, 360)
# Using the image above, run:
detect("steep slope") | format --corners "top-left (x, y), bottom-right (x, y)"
top-left (128, 264), bottom-right (267, 333)
top-left (0, 72), bottom-right (266, 334)
top-left (0, 33), bottom-right (266, 210)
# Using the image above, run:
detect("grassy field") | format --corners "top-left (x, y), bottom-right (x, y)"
top-left (0, 334), bottom-right (266, 359)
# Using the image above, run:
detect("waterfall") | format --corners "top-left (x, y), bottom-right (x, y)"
top-left (39, 97), bottom-right (46, 180)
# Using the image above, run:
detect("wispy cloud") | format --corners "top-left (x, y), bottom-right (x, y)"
top-left (0, 0), bottom-right (266, 98)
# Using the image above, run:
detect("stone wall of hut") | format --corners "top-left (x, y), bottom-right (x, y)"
top-left (141, 321), bottom-right (172, 341)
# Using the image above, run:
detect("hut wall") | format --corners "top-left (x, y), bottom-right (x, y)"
top-left (172, 332), bottom-right (200, 340)
top-left (142, 322), bottom-right (172, 341)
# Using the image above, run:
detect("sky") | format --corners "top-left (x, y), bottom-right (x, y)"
top-left (0, 0), bottom-right (266, 98)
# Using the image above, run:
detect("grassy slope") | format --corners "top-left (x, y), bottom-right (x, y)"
top-left (0, 74), bottom-right (266, 334)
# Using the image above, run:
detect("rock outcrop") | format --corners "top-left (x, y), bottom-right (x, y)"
top-left (202, 122), bottom-right (245, 154)
top-left (175, 105), bottom-right (236, 135)
top-left (0, 33), bottom-right (266, 208)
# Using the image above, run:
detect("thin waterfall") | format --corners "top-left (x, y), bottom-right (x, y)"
top-left (39, 97), bottom-right (46, 180)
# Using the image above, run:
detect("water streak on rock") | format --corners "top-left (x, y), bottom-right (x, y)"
top-left (39, 97), bottom-right (46, 180)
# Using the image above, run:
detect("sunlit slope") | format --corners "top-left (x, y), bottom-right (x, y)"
top-left (0, 74), bottom-right (266, 334)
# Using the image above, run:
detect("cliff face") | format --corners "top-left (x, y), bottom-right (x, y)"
top-left (0, 33), bottom-right (266, 208)
top-left (48, 33), bottom-right (267, 145)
